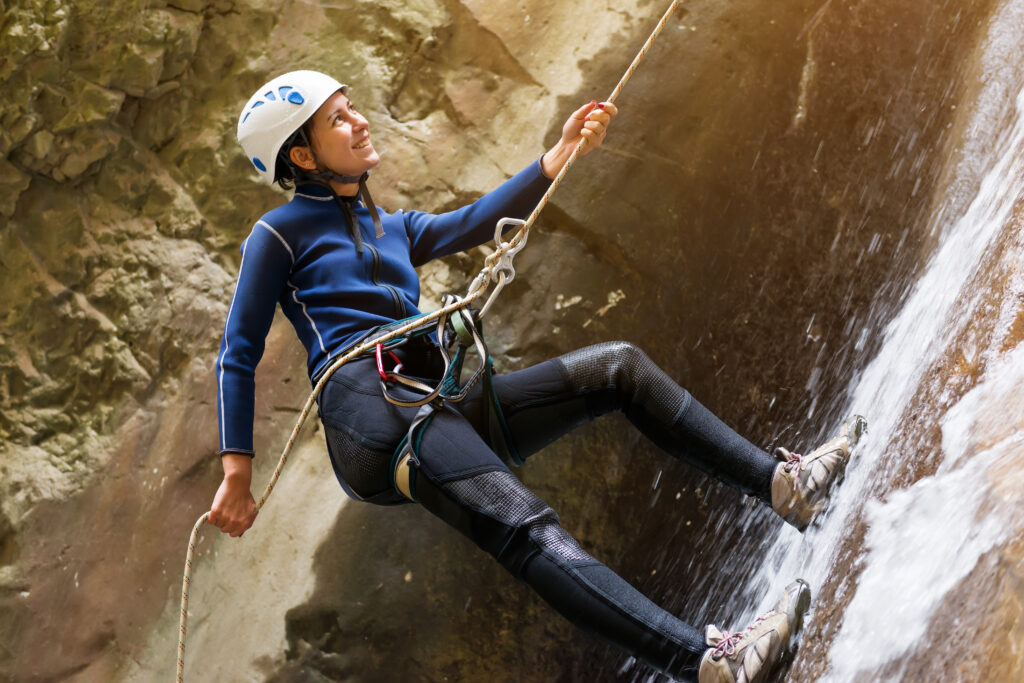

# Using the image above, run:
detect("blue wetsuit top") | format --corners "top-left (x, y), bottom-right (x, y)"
top-left (217, 159), bottom-right (552, 456)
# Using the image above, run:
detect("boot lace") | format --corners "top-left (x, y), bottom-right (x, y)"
top-left (776, 447), bottom-right (804, 491)
top-left (711, 611), bottom-right (775, 660)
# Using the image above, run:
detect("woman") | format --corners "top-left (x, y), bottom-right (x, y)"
top-left (209, 70), bottom-right (864, 682)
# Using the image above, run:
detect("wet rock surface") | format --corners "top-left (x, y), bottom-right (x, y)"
top-left (1, 0), bottom-right (1022, 681)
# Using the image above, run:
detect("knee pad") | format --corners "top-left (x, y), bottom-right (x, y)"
top-left (556, 341), bottom-right (688, 425)
top-left (422, 470), bottom-right (592, 578)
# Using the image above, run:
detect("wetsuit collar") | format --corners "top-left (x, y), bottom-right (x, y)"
top-left (295, 178), bottom-right (385, 241)
top-left (295, 182), bottom-right (360, 203)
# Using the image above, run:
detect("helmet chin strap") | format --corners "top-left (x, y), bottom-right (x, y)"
top-left (356, 174), bottom-right (384, 239)
top-left (311, 168), bottom-right (366, 185)
top-left (313, 172), bottom-right (385, 240)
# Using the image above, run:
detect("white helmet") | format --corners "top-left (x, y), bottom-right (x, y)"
top-left (237, 70), bottom-right (347, 184)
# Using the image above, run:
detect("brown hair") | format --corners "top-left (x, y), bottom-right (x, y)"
top-left (273, 120), bottom-right (315, 190)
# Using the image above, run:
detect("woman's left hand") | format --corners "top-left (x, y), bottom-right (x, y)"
top-left (541, 100), bottom-right (619, 179)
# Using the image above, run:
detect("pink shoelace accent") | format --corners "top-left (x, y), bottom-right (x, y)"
top-left (780, 449), bottom-right (804, 491)
top-left (712, 612), bottom-right (774, 659)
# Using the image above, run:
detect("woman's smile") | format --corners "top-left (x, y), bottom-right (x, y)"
top-left (309, 91), bottom-right (380, 181)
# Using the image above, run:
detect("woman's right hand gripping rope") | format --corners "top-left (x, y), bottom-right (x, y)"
top-left (208, 453), bottom-right (257, 538)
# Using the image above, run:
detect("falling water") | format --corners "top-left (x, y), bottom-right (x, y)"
top-left (741, 1), bottom-right (1024, 679)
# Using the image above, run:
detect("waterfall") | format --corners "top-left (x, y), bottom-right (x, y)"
top-left (743, 1), bottom-right (1024, 679)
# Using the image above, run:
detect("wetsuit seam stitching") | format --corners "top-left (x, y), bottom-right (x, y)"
top-left (670, 390), bottom-right (694, 424)
top-left (432, 463), bottom-right (507, 484)
top-left (502, 391), bottom-right (580, 415)
top-left (320, 417), bottom-right (395, 452)
top-left (553, 357), bottom-right (573, 387)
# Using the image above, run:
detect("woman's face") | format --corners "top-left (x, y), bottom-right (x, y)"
top-left (308, 90), bottom-right (380, 176)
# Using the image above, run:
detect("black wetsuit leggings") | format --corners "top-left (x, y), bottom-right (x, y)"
top-left (317, 341), bottom-right (778, 680)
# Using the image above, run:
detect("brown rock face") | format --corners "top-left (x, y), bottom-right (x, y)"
top-left (2, 0), bottom-right (1023, 681)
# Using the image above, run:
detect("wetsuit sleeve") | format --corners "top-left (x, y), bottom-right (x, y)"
top-left (402, 158), bottom-right (552, 267)
top-left (216, 222), bottom-right (293, 457)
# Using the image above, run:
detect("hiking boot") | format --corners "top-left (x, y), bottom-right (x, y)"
top-left (771, 415), bottom-right (867, 530)
top-left (697, 579), bottom-right (811, 683)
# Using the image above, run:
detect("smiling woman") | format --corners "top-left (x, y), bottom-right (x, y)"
top-left (237, 71), bottom-right (377, 191)
top-left (208, 68), bottom-right (859, 682)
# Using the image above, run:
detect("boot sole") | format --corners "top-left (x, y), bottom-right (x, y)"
top-left (787, 579), bottom-right (812, 638)
top-left (848, 415), bottom-right (868, 444)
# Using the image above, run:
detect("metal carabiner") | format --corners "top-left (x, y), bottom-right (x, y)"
top-left (375, 343), bottom-right (404, 381)
top-left (491, 217), bottom-right (528, 285)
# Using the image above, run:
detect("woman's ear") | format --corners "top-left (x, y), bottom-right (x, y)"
top-left (289, 145), bottom-right (317, 171)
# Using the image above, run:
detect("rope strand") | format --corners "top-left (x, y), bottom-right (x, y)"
top-left (176, 2), bottom-right (680, 679)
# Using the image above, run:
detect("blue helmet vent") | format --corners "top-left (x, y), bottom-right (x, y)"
top-left (241, 84), bottom-right (308, 134)
top-left (252, 157), bottom-right (267, 172)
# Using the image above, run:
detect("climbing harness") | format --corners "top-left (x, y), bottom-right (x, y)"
top-left (373, 298), bottom-right (522, 501)
top-left (177, 1), bottom-right (682, 679)
top-left (368, 296), bottom-right (491, 409)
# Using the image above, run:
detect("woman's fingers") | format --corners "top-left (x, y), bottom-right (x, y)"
top-left (208, 484), bottom-right (256, 537)
top-left (208, 508), bottom-right (231, 532)
top-left (545, 98), bottom-right (618, 172)
top-left (577, 101), bottom-right (616, 151)
top-left (210, 511), bottom-right (253, 537)
top-left (574, 100), bottom-right (599, 119)
top-left (227, 504), bottom-right (255, 536)
top-left (580, 119), bottom-right (609, 149)
top-left (585, 103), bottom-right (617, 127)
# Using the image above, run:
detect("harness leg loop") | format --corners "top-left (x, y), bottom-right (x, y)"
top-left (391, 404), bottom-right (436, 501)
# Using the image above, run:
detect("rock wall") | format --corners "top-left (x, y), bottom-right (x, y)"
top-left (1, 0), bottom-right (1020, 681)
top-left (0, 0), bottom-right (659, 679)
